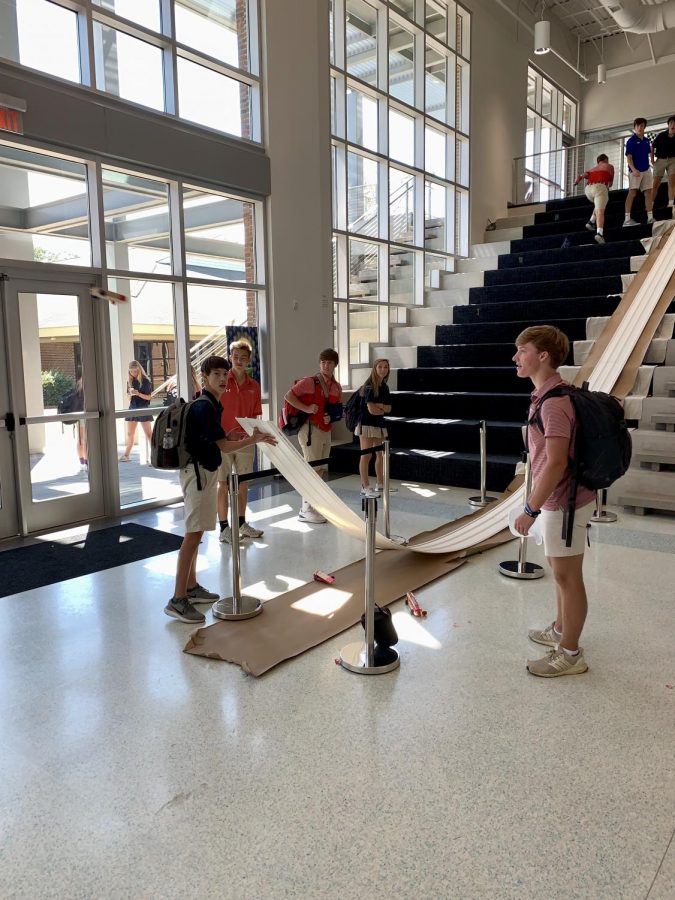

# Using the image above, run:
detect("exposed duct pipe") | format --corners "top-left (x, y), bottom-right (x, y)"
top-left (597, 0), bottom-right (675, 34)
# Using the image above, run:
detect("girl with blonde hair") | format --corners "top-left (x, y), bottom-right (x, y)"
top-left (120, 360), bottom-right (153, 462)
top-left (356, 358), bottom-right (392, 496)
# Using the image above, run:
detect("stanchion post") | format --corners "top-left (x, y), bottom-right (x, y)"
top-left (468, 420), bottom-right (497, 507)
top-left (339, 496), bottom-right (400, 674)
top-left (212, 470), bottom-right (263, 620)
top-left (590, 488), bottom-right (617, 524)
top-left (499, 452), bottom-right (545, 580)
top-left (382, 439), bottom-right (391, 540)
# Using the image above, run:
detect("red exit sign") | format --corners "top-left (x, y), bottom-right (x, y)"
top-left (0, 107), bottom-right (23, 134)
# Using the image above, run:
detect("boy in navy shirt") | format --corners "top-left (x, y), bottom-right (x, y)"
top-left (624, 117), bottom-right (654, 227)
top-left (651, 115), bottom-right (675, 219)
top-left (164, 356), bottom-right (276, 624)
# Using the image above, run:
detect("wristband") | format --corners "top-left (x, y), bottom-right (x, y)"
top-left (524, 502), bottom-right (541, 517)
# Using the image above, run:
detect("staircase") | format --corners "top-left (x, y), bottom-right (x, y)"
top-left (331, 184), bottom-right (675, 505)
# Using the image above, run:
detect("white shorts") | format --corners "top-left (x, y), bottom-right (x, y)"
top-left (628, 169), bottom-right (653, 192)
top-left (653, 157), bottom-right (675, 179)
top-left (585, 183), bottom-right (609, 210)
top-left (541, 501), bottom-right (595, 558)
top-left (218, 446), bottom-right (255, 481)
top-left (180, 463), bottom-right (219, 533)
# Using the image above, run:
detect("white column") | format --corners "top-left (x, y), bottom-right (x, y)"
top-left (261, 0), bottom-right (334, 414)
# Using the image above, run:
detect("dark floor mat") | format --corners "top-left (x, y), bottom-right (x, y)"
top-left (0, 523), bottom-right (184, 598)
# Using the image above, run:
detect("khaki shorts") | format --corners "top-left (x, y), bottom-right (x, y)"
top-left (218, 446), bottom-right (255, 481)
top-left (541, 501), bottom-right (595, 558)
top-left (180, 463), bottom-right (219, 533)
top-left (628, 169), bottom-right (653, 192)
top-left (585, 183), bottom-right (609, 210)
top-left (298, 423), bottom-right (332, 471)
top-left (653, 157), bottom-right (675, 179)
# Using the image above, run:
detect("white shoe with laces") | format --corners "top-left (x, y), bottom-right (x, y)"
top-left (298, 503), bottom-right (327, 524)
top-left (240, 521), bottom-right (264, 539)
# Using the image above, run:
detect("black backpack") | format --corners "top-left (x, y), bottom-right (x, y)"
top-left (344, 389), bottom-right (364, 432)
top-left (57, 388), bottom-right (84, 424)
top-left (529, 382), bottom-right (632, 545)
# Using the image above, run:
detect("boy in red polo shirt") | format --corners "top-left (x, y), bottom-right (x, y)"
top-left (217, 340), bottom-right (264, 544)
top-left (512, 326), bottom-right (596, 677)
top-left (284, 348), bottom-right (342, 524)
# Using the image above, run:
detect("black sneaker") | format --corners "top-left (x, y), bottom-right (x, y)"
top-left (164, 597), bottom-right (206, 624)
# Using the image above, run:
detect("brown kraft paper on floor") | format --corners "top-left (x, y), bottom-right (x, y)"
top-left (183, 530), bottom-right (514, 676)
top-left (184, 549), bottom-right (466, 676)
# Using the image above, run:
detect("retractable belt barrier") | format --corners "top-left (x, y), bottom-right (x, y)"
top-left (213, 440), bottom-right (405, 624)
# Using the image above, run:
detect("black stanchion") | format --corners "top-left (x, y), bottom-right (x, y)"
top-left (212, 470), bottom-right (263, 620)
top-left (339, 495), bottom-right (400, 674)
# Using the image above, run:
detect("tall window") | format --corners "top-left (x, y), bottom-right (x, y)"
top-left (330, 0), bottom-right (470, 384)
top-left (0, 139), bottom-right (265, 509)
top-left (522, 66), bottom-right (577, 203)
top-left (0, 0), bottom-right (261, 142)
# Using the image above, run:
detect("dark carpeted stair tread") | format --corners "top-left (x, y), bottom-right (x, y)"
top-left (455, 295), bottom-right (621, 324)
top-left (469, 275), bottom-right (623, 304)
top-left (397, 367), bottom-right (529, 393)
top-left (329, 444), bottom-right (519, 491)
top-left (497, 239), bottom-right (644, 269)
top-left (485, 256), bottom-right (632, 286)
top-left (521, 212), bottom-right (670, 239)
top-left (418, 343), bottom-right (553, 367)
top-left (388, 391), bottom-right (529, 420)
top-left (436, 318), bottom-right (589, 345)
top-left (386, 418), bottom-right (526, 454)
top-left (509, 223), bottom-right (652, 253)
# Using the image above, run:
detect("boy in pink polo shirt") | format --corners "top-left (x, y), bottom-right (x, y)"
top-left (512, 326), bottom-right (596, 677)
top-left (217, 340), bottom-right (264, 544)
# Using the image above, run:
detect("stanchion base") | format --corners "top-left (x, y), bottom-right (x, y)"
top-left (499, 560), bottom-right (545, 580)
top-left (387, 534), bottom-right (408, 545)
top-left (468, 495), bottom-right (498, 507)
top-left (338, 641), bottom-right (400, 675)
top-left (590, 511), bottom-right (618, 523)
top-left (212, 595), bottom-right (263, 620)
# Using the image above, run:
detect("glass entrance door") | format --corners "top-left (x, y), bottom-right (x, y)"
top-left (0, 287), bottom-right (19, 539)
top-left (1, 276), bottom-right (105, 535)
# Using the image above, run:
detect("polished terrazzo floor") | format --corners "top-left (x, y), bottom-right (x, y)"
top-left (1, 475), bottom-right (674, 899)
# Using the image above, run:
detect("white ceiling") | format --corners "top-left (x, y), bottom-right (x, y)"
top-left (528, 0), bottom-right (670, 43)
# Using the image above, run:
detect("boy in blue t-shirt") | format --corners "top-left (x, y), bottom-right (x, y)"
top-left (624, 117), bottom-right (654, 227)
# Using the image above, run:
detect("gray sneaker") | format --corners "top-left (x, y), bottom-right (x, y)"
top-left (164, 597), bottom-right (206, 624)
top-left (528, 621), bottom-right (561, 647)
top-left (187, 583), bottom-right (219, 602)
top-left (594, 233), bottom-right (605, 245)
top-left (240, 521), bottom-right (264, 538)
top-left (585, 222), bottom-right (595, 232)
top-left (527, 647), bottom-right (588, 678)
top-left (219, 525), bottom-right (232, 544)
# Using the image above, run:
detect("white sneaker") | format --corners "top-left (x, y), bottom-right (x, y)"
top-left (298, 504), bottom-right (327, 524)
top-left (219, 525), bottom-right (232, 544)
top-left (585, 222), bottom-right (595, 232)
top-left (623, 218), bottom-right (639, 227)
top-left (240, 521), bottom-right (264, 539)
top-left (594, 233), bottom-right (605, 245)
